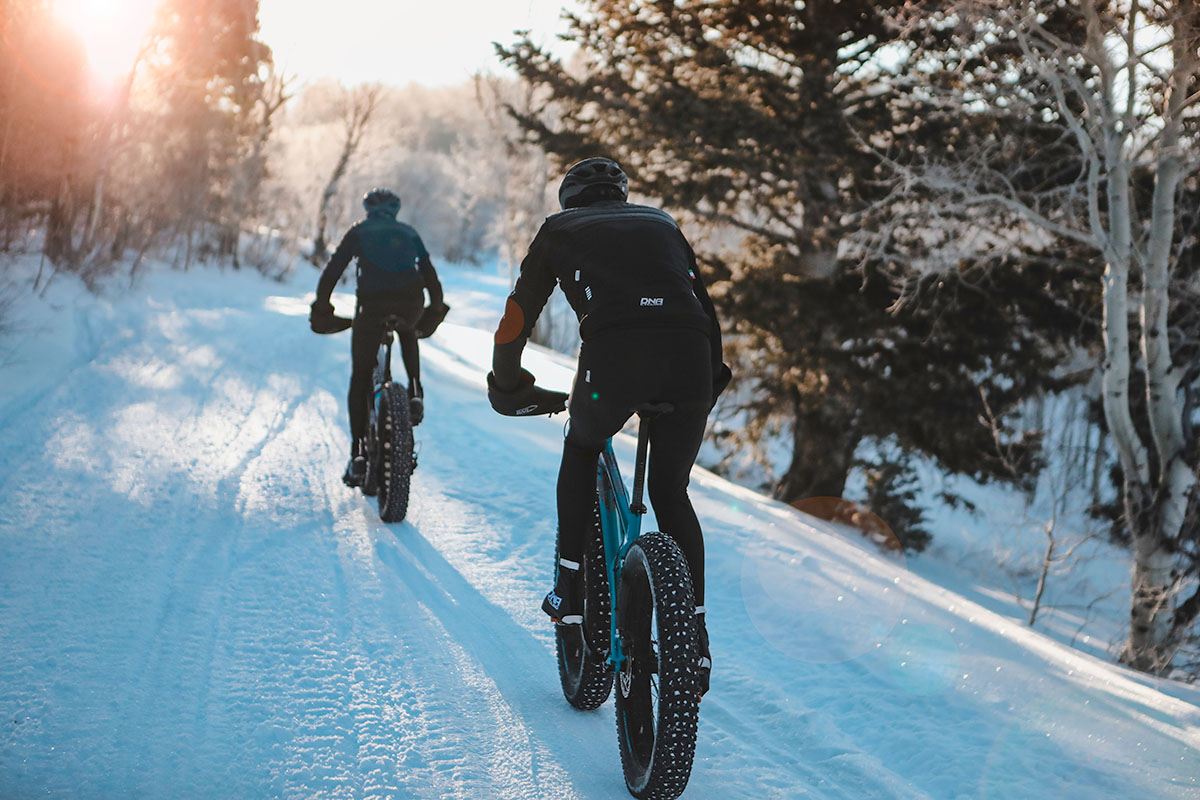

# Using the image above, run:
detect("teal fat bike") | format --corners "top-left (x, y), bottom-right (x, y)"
top-left (555, 403), bottom-right (701, 800)
top-left (359, 315), bottom-right (416, 523)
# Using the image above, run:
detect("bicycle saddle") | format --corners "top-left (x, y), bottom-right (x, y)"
top-left (375, 315), bottom-right (403, 345)
top-left (633, 402), bottom-right (674, 418)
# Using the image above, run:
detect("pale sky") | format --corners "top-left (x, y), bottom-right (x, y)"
top-left (258, 0), bottom-right (578, 87)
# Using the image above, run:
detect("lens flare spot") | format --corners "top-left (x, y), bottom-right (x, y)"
top-left (53, 0), bottom-right (159, 85)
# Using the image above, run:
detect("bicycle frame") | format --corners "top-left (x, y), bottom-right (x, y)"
top-left (372, 324), bottom-right (396, 400)
top-left (596, 410), bottom-right (657, 671)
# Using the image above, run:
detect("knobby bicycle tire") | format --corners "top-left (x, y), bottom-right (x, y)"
top-left (362, 352), bottom-right (388, 498)
top-left (362, 415), bottom-right (379, 497)
top-left (376, 382), bottom-right (414, 523)
top-left (555, 495), bottom-right (614, 710)
top-left (615, 531), bottom-right (699, 800)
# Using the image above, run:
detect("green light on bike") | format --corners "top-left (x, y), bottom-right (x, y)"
top-left (591, 392), bottom-right (600, 400)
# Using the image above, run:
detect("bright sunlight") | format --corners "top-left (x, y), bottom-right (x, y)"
top-left (53, 0), bottom-right (159, 85)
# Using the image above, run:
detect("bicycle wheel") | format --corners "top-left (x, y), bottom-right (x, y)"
top-left (555, 495), bottom-right (613, 710)
top-left (615, 531), bottom-right (699, 800)
top-left (376, 382), bottom-right (414, 523)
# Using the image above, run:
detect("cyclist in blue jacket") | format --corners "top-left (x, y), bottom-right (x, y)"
top-left (487, 158), bottom-right (730, 693)
top-left (310, 188), bottom-right (446, 487)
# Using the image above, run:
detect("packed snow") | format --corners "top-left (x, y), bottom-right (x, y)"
top-left (1, 254), bottom-right (1197, 798)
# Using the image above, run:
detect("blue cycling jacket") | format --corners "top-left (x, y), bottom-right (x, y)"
top-left (316, 207), bottom-right (443, 306)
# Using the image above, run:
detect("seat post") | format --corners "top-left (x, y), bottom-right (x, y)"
top-left (630, 417), bottom-right (652, 516)
top-left (628, 403), bottom-right (673, 516)
top-left (378, 315), bottom-right (401, 384)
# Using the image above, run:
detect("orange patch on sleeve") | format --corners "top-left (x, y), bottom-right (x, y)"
top-left (494, 298), bottom-right (526, 344)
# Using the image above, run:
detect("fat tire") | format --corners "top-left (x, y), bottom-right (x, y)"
top-left (362, 423), bottom-right (379, 497)
top-left (376, 382), bottom-right (414, 523)
top-left (362, 348), bottom-right (387, 498)
top-left (555, 496), bottom-right (614, 710)
top-left (615, 531), bottom-right (699, 800)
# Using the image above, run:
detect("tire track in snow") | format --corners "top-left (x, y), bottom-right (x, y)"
top-left (696, 685), bottom-right (932, 800)
top-left (0, 300), bottom-right (122, 438)
top-left (93, 310), bottom-right (317, 789)
top-left (154, 316), bottom-right (363, 794)
top-left (369, 531), bottom-right (576, 799)
top-left (180, 389), bottom-right (311, 771)
top-left (80, 302), bottom-right (559, 797)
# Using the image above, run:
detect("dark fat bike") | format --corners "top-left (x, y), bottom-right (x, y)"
top-left (360, 314), bottom-right (416, 523)
top-left (554, 403), bottom-right (701, 800)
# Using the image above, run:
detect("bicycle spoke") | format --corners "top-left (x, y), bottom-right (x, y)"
top-left (650, 636), bottom-right (660, 705)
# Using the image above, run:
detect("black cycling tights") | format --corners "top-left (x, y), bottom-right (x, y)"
top-left (349, 313), bottom-right (420, 453)
top-left (556, 327), bottom-right (712, 605)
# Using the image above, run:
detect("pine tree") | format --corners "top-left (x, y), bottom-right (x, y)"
top-left (499, 0), bottom-right (1092, 505)
top-left (858, 451), bottom-right (932, 554)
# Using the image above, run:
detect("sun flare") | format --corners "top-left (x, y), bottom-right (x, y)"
top-left (52, 0), bottom-right (160, 85)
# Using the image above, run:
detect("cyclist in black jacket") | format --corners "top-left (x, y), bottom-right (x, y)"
top-left (310, 188), bottom-right (447, 488)
top-left (487, 158), bottom-right (730, 693)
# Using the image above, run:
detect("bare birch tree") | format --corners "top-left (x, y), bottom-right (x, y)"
top-left (310, 83), bottom-right (381, 265)
top-left (882, 1), bottom-right (1200, 672)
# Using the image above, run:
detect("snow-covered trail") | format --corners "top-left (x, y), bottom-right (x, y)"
top-left (0, 261), bottom-right (1197, 799)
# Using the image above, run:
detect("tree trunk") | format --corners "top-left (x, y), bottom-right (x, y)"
top-left (1030, 533), bottom-right (1054, 627)
top-left (1091, 426), bottom-right (1106, 509)
top-left (310, 84), bottom-right (379, 267)
top-left (1114, 0), bottom-right (1199, 673)
top-left (183, 226), bottom-right (194, 271)
top-left (45, 175), bottom-right (77, 267)
top-left (1121, 486), bottom-right (1179, 673)
top-left (81, 171), bottom-right (105, 257)
top-left (774, 386), bottom-right (861, 503)
top-left (311, 154), bottom-right (349, 266)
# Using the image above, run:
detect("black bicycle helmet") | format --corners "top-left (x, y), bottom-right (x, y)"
top-left (362, 187), bottom-right (401, 212)
top-left (558, 157), bottom-right (629, 210)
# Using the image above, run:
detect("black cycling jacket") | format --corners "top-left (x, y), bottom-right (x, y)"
top-left (316, 210), bottom-right (444, 308)
top-left (493, 200), bottom-right (723, 389)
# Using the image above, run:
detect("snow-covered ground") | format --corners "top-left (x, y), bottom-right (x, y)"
top-left (1, 255), bottom-right (1198, 798)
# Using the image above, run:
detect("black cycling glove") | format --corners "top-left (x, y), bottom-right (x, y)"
top-left (309, 299), bottom-right (351, 334)
top-left (416, 301), bottom-right (450, 339)
top-left (486, 368), bottom-right (568, 416)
